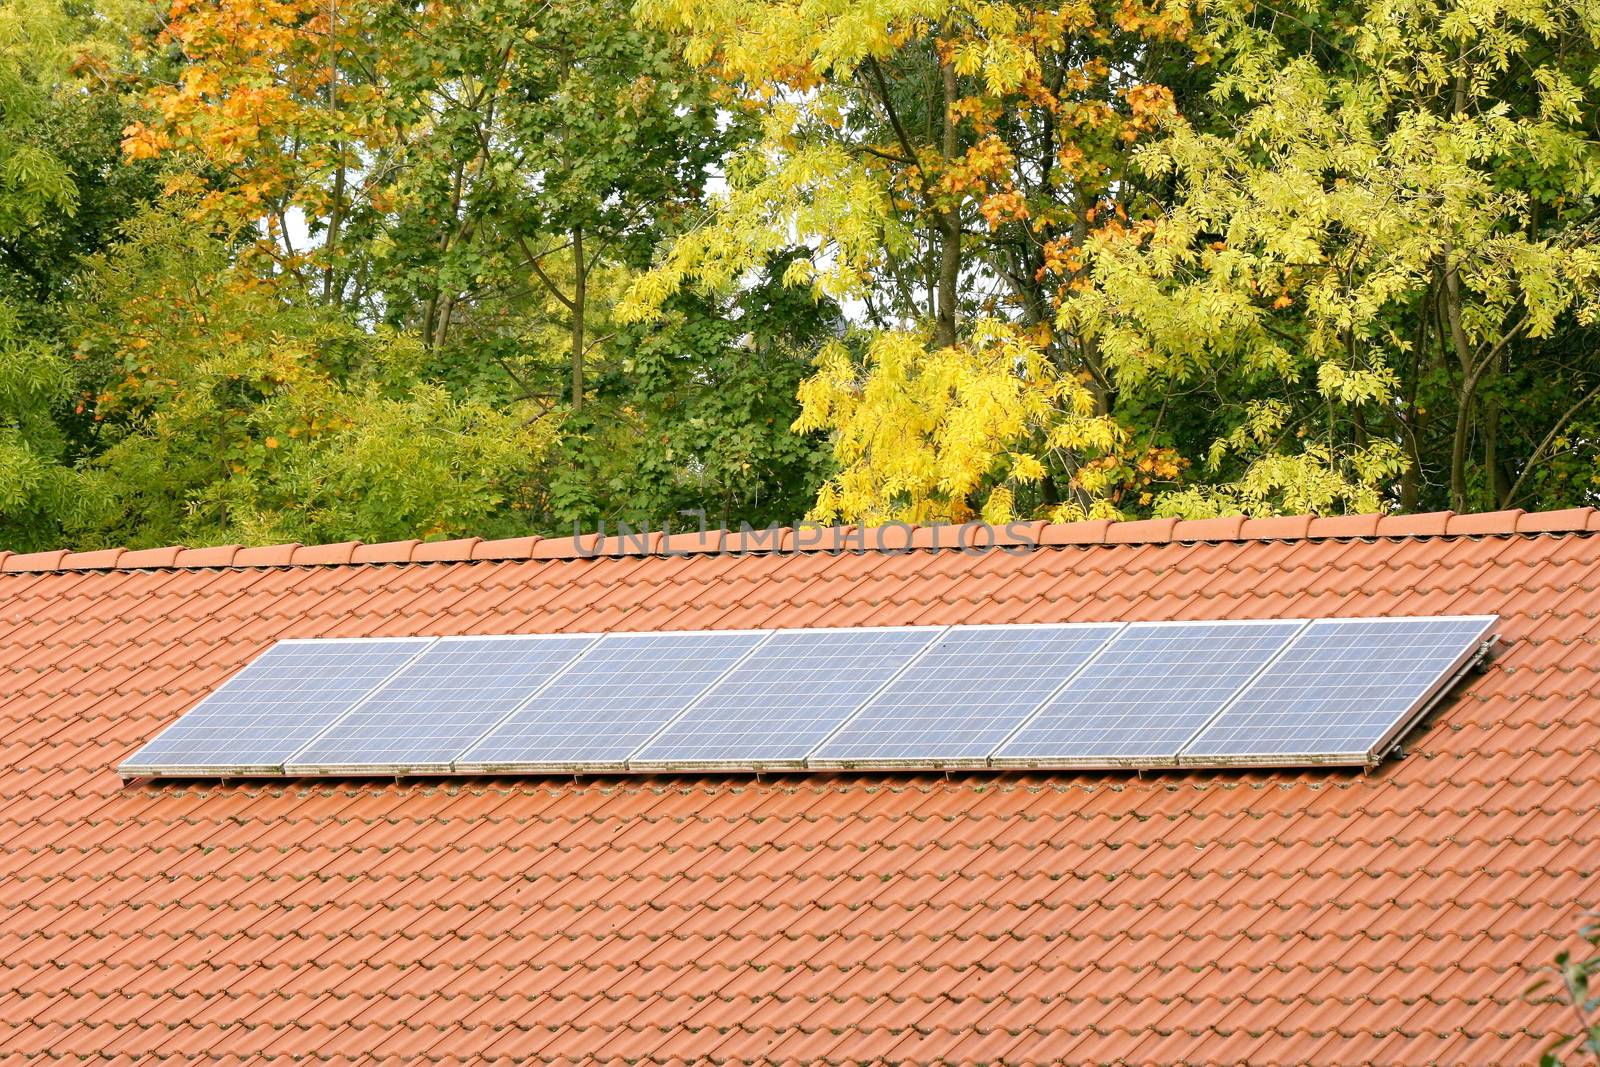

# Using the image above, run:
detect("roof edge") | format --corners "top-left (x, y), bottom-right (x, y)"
top-left (3, 506), bottom-right (1597, 574)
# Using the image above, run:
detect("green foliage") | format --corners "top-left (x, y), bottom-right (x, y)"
top-left (0, 0), bottom-right (78, 238)
top-left (64, 208), bottom-right (557, 548)
top-left (545, 256), bottom-right (840, 530)
top-left (0, 298), bottom-right (107, 549)
top-left (1065, 0), bottom-right (1600, 517)
top-left (4, 0), bottom-right (1600, 554)
top-left (1535, 911), bottom-right (1600, 1066)
top-left (0, 2), bottom-right (156, 324)
top-left (0, 0), bottom-right (156, 548)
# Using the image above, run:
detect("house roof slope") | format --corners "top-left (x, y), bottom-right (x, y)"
top-left (0, 507), bottom-right (1596, 1065)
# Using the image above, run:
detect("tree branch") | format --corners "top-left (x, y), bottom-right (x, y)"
top-left (864, 57), bottom-right (926, 193)
top-left (1502, 379), bottom-right (1600, 508)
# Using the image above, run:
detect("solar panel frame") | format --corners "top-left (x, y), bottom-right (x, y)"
top-left (282, 632), bottom-right (605, 775)
top-left (805, 622), bottom-right (1126, 770)
top-left (988, 618), bottom-right (1307, 770)
top-left (118, 636), bottom-right (437, 777)
top-left (627, 625), bottom-right (949, 772)
top-left (451, 628), bottom-right (777, 774)
top-left (1176, 614), bottom-right (1498, 768)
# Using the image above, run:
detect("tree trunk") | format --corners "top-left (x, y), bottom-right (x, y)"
top-left (1441, 252), bottom-right (1477, 513)
top-left (1398, 300), bottom-right (1427, 511)
top-left (932, 61), bottom-right (961, 350)
top-left (430, 292), bottom-right (455, 352)
top-left (322, 0), bottom-right (344, 305)
top-left (570, 225), bottom-right (586, 412)
top-left (1483, 395), bottom-right (1509, 508)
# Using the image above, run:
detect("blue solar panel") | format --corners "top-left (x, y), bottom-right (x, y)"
top-left (124, 614), bottom-right (1498, 778)
top-left (119, 638), bottom-right (433, 775)
top-left (284, 635), bottom-right (599, 772)
top-left (993, 620), bottom-right (1303, 765)
top-left (455, 630), bottom-right (769, 769)
top-left (1180, 616), bottom-right (1495, 764)
top-left (630, 627), bottom-right (941, 767)
top-left (808, 624), bottom-right (1122, 765)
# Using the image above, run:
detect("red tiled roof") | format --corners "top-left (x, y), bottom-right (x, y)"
top-left (1, 508), bottom-right (1596, 1064)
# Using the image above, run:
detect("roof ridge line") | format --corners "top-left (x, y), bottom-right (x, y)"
top-left (1, 506), bottom-right (1595, 574)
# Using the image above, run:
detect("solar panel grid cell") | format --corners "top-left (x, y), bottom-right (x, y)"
top-left (808, 624), bottom-right (1122, 766)
top-left (1179, 616), bottom-right (1496, 764)
top-left (284, 635), bottom-right (598, 772)
top-left (630, 627), bottom-right (943, 768)
top-left (992, 620), bottom-right (1304, 766)
top-left (456, 630), bottom-right (770, 770)
top-left (119, 638), bottom-right (434, 775)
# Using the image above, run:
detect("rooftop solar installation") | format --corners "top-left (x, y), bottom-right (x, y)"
top-left (454, 630), bottom-right (770, 771)
top-left (1179, 616), bottom-right (1497, 765)
top-left (808, 623), bottom-right (1123, 767)
top-left (628, 627), bottom-right (942, 769)
top-left (284, 635), bottom-right (599, 773)
top-left (992, 620), bottom-right (1305, 767)
top-left (120, 614), bottom-right (1497, 778)
top-left (118, 638), bottom-right (433, 776)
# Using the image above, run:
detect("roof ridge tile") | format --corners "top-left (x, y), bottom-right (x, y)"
top-left (1239, 516), bottom-right (1313, 540)
top-left (1375, 512), bottom-right (1455, 538)
top-left (1517, 507), bottom-right (1597, 533)
top-left (173, 545), bottom-right (242, 568)
top-left (113, 546), bottom-right (185, 569)
top-left (2, 506), bottom-right (1595, 573)
top-left (352, 540), bottom-right (421, 565)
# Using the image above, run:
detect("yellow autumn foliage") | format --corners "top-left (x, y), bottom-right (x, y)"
top-left (794, 321), bottom-right (1125, 523)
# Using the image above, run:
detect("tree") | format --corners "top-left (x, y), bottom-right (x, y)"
top-left (0, 297), bottom-right (106, 549)
top-left (117, 0), bottom-right (842, 536)
top-left (125, 0), bottom-right (729, 403)
top-left (544, 252), bottom-right (842, 530)
top-left (1, 0), bottom-right (158, 325)
top-left (621, 0), bottom-right (1202, 522)
top-left (65, 207), bottom-right (557, 548)
top-left (0, 0), bottom-right (160, 549)
top-left (0, 0), bottom-right (77, 244)
top-left (1064, 0), bottom-right (1600, 516)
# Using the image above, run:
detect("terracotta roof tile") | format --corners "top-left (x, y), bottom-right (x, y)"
top-left (291, 540), bottom-right (363, 565)
top-left (0, 506), bottom-right (1596, 1063)
top-left (1240, 514), bottom-right (1314, 540)
top-left (5, 508), bottom-right (1599, 575)
top-left (57, 547), bottom-right (126, 570)
top-left (1038, 518), bottom-right (1114, 545)
top-left (1105, 516), bottom-right (1179, 543)
top-left (1173, 514), bottom-right (1246, 542)
top-left (1518, 507), bottom-right (1597, 533)
top-left (1376, 510), bottom-right (1455, 537)
top-left (351, 539), bottom-right (421, 564)
top-left (3, 549), bottom-right (68, 572)
top-left (172, 544), bottom-right (241, 568)
top-left (469, 536), bottom-right (541, 561)
top-left (411, 537), bottom-right (481, 562)
top-left (1306, 513), bottom-right (1381, 538)
top-left (233, 543), bottom-right (299, 567)
top-left (1446, 509), bottom-right (1524, 535)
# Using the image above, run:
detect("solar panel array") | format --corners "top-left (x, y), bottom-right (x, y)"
top-left (120, 615), bottom-right (1497, 778)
